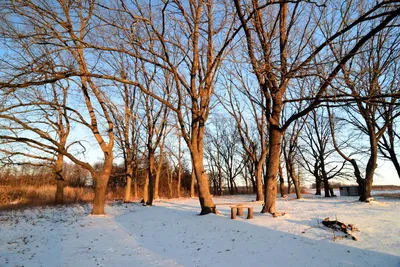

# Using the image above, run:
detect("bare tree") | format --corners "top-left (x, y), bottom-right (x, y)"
top-left (221, 69), bottom-right (268, 201)
top-left (378, 108), bottom-right (400, 179)
top-left (109, 62), bottom-right (143, 203)
top-left (233, 0), bottom-right (400, 214)
top-left (0, 78), bottom-right (72, 204)
top-left (86, 0), bottom-right (239, 214)
top-left (330, 25), bottom-right (400, 201)
top-left (205, 128), bottom-right (224, 196)
top-left (282, 127), bottom-right (302, 199)
top-left (219, 121), bottom-right (246, 195)
top-left (142, 92), bottom-right (169, 206)
top-left (299, 109), bottom-right (347, 197)
top-left (0, 1), bottom-right (117, 214)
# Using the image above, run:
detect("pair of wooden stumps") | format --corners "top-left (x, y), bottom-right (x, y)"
top-left (230, 204), bottom-right (254, 219)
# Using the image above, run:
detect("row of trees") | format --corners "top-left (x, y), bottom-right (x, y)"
top-left (0, 1), bottom-right (399, 215)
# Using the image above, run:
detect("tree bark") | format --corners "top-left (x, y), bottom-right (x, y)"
top-left (91, 155), bottom-right (113, 215)
top-left (229, 177), bottom-right (235, 195)
top-left (147, 152), bottom-right (155, 205)
top-left (142, 172), bottom-right (149, 204)
top-left (177, 135), bottom-right (182, 198)
top-left (54, 153), bottom-right (64, 205)
top-left (154, 146), bottom-right (164, 199)
top-left (315, 180), bottom-right (322, 195)
top-left (168, 166), bottom-right (173, 199)
top-left (133, 168), bottom-right (138, 200)
top-left (218, 164), bottom-right (223, 196)
top-left (279, 164), bottom-right (285, 197)
top-left (192, 149), bottom-right (216, 215)
top-left (123, 161), bottom-right (134, 203)
top-left (323, 180), bottom-right (331, 197)
top-left (262, 126), bottom-right (281, 214)
top-left (290, 162), bottom-right (301, 199)
top-left (388, 149), bottom-right (400, 179)
top-left (255, 162), bottom-right (264, 201)
top-left (55, 179), bottom-right (65, 204)
top-left (359, 133), bottom-right (378, 201)
top-left (287, 176), bottom-right (291, 195)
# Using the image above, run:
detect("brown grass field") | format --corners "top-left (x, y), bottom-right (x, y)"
top-left (0, 185), bottom-right (96, 210)
top-left (1, 184), bottom-right (399, 211)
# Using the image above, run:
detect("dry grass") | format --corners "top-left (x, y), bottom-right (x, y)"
top-left (0, 185), bottom-right (95, 210)
top-left (372, 185), bottom-right (400, 191)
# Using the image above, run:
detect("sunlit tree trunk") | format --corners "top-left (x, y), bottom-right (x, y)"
top-left (92, 154), bottom-right (113, 215)
top-left (54, 153), bottom-right (65, 205)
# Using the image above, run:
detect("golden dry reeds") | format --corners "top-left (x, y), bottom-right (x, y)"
top-left (0, 185), bottom-right (95, 210)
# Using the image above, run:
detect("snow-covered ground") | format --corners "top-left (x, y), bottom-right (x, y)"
top-left (1, 194), bottom-right (399, 267)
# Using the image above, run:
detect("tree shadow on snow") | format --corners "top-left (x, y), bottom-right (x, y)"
top-left (113, 202), bottom-right (400, 267)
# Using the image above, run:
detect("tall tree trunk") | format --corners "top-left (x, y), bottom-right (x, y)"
top-left (154, 146), bottom-right (164, 199)
top-left (359, 135), bottom-right (378, 201)
top-left (291, 168), bottom-right (301, 199)
top-left (177, 135), bottom-right (182, 198)
top-left (323, 179), bottom-right (331, 197)
top-left (255, 162), bottom-right (264, 201)
top-left (177, 165), bottom-right (182, 198)
top-left (227, 176), bottom-right (232, 194)
top-left (248, 163), bottom-right (257, 193)
top-left (191, 149), bottom-right (216, 215)
top-left (133, 168), bottom-right (138, 200)
top-left (262, 126), bottom-right (281, 214)
top-left (54, 153), bottom-right (64, 204)
top-left (147, 152), bottom-right (155, 205)
top-left (218, 164), bottom-right (223, 196)
top-left (123, 161), bottom-right (134, 203)
top-left (279, 164), bottom-right (285, 197)
top-left (91, 155), bottom-right (113, 215)
top-left (287, 175), bottom-right (291, 195)
top-left (322, 163), bottom-right (330, 197)
top-left (168, 166), bottom-right (173, 199)
top-left (314, 161), bottom-right (321, 195)
top-left (142, 173), bottom-right (149, 204)
top-left (388, 149), bottom-right (400, 179)
top-left (320, 157), bottom-right (331, 197)
top-left (229, 177), bottom-right (235, 195)
top-left (315, 179), bottom-right (322, 195)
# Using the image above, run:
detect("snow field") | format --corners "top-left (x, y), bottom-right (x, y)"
top-left (0, 194), bottom-right (399, 267)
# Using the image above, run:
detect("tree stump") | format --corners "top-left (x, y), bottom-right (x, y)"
top-left (237, 205), bottom-right (244, 216)
top-left (247, 207), bottom-right (254, 219)
top-left (231, 207), bottom-right (237, 219)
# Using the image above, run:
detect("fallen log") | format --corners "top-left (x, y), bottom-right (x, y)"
top-left (322, 217), bottom-right (359, 241)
